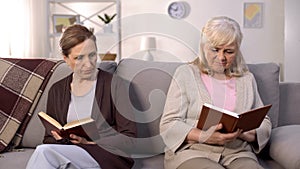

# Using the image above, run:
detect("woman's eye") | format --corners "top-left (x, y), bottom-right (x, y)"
top-left (89, 52), bottom-right (96, 58)
top-left (211, 48), bottom-right (218, 52)
top-left (76, 55), bottom-right (84, 60)
top-left (225, 50), bottom-right (235, 54)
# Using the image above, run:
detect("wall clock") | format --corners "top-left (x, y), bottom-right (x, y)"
top-left (167, 1), bottom-right (191, 19)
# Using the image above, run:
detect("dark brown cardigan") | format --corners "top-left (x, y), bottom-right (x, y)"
top-left (43, 69), bottom-right (137, 169)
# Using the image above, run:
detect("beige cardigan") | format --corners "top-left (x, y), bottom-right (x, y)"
top-left (160, 64), bottom-right (272, 169)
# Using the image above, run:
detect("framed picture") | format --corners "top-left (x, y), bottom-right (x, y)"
top-left (52, 14), bottom-right (80, 33)
top-left (243, 3), bottom-right (264, 28)
top-left (99, 53), bottom-right (116, 61)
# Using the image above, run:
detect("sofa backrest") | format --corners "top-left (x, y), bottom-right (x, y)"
top-left (115, 59), bottom-right (182, 155)
top-left (247, 63), bottom-right (280, 128)
top-left (22, 58), bottom-right (280, 154)
top-left (115, 59), bottom-right (280, 156)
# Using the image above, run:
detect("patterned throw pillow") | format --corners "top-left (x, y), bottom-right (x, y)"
top-left (0, 58), bottom-right (62, 152)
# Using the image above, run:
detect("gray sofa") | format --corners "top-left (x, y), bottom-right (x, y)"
top-left (1, 58), bottom-right (300, 169)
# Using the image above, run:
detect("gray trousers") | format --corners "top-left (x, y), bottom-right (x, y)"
top-left (26, 144), bottom-right (101, 169)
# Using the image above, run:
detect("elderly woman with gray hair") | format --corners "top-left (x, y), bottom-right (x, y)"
top-left (160, 16), bottom-right (271, 169)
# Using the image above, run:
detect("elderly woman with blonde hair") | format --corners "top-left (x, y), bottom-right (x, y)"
top-left (160, 16), bottom-right (271, 169)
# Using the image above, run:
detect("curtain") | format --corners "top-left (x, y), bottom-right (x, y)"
top-left (0, 0), bottom-right (48, 58)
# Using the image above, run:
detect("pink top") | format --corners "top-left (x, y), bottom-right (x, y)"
top-left (201, 73), bottom-right (236, 111)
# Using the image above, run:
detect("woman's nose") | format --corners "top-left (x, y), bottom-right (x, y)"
top-left (217, 51), bottom-right (226, 61)
top-left (82, 56), bottom-right (92, 67)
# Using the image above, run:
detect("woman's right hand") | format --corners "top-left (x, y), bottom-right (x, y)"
top-left (51, 131), bottom-right (95, 145)
top-left (186, 124), bottom-right (242, 145)
top-left (198, 123), bottom-right (242, 145)
top-left (51, 130), bottom-right (63, 140)
top-left (69, 134), bottom-right (96, 145)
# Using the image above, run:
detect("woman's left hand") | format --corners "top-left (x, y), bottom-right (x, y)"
top-left (69, 134), bottom-right (96, 145)
top-left (238, 129), bottom-right (256, 142)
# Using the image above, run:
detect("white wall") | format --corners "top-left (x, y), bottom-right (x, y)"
top-left (120, 0), bottom-right (285, 75)
top-left (285, 0), bottom-right (300, 82)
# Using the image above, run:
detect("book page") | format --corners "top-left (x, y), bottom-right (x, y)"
top-left (63, 117), bottom-right (94, 130)
top-left (203, 103), bottom-right (239, 118)
top-left (38, 112), bottom-right (62, 129)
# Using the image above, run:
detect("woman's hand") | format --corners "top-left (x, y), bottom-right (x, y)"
top-left (51, 131), bottom-right (96, 145)
top-left (186, 124), bottom-right (242, 145)
top-left (69, 134), bottom-right (96, 145)
top-left (198, 124), bottom-right (242, 145)
top-left (51, 131), bottom-right (63, 140)
top-left (238, 129), bottom-right (256, 142)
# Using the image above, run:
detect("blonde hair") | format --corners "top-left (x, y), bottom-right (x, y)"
top-left (193, 16), bottom-right (248, 77)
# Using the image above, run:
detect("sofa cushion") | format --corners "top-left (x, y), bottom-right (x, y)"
top-left (279, 83), bottom-right (300, 126)
top-left (248, 63), bottom-right (280, 128)
top-left (0, 58), bottom-right (61, 152)
top-left (258, 158), bottom-right (285, 169)
top-left (98, 61), bottom-right (117, 74)
top-left (115, 59), bottom-right (182, 155)
top-left (269, 125), bottom-right (300, 169)
top-left (0, 148), bottom-right (35, 168)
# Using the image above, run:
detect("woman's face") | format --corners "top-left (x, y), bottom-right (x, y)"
top-left (204, 43), bottom-right (237, 74)
top-left (64, 39), bottom-right (97, 80)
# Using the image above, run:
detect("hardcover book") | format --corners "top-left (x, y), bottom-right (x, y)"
top-left (197, 103), bottom-right (272, 133)
top-left (38, 112), bottom-right (99, 141)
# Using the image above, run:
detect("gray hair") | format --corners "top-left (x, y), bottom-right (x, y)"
top-left (195, 16), bottom-right (248, 77)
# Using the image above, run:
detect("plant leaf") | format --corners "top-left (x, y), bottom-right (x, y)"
top-left (110, 14), bottom-right (117, 21)
top-left (97, 15), bottom-right (105, 22)
top-left (98, 13), bottom-right (117, 24)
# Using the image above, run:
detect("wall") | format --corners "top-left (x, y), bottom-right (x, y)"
top-left (120, 0), bottom-right (285, 76)
top-left (284, 0), bottom-right (300, 82)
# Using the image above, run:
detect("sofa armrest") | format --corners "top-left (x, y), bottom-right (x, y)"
top-left (270, 125), bottom-right (300, 169)
top-left (278, 82), bottom-right (300, 126)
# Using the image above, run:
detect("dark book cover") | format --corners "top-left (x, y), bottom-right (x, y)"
top-left (197, 104), bottom-right (272, 133)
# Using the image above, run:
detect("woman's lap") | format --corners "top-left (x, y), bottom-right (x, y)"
top-left (27, 144), bottom-right (100, 169)
top-left (177, 157), bottom-right (263, 169)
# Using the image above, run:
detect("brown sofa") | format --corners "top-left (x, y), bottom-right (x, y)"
top-left (1, 58), bottom-right (300, 169)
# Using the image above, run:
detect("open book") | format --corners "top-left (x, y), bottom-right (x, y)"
top-left (38, 112), bottom-right (99, 141)
top-left (197, 103), bottom-right (272, 133)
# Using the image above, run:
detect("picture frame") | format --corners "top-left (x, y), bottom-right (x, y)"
top-left (99, 53), bottom-right (116, 61)
top-left (52, 14), bottom-right (80, 34)
top-left (243, 3), bottom-right (264, 28)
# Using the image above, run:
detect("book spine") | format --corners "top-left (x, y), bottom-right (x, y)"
top-left (231, 119), bottom-right (239, 132)
top-left (197, 106), bottom-right (210, 130)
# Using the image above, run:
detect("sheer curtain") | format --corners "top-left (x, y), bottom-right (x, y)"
top-left (0, 0), bottom-right (48, 58)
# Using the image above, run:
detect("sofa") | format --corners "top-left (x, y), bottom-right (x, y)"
top-left (0, 58), bottom-right (300, 169)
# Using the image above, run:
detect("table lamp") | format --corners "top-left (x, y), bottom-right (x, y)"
top-left (140, 37), bottom-right (156, 61)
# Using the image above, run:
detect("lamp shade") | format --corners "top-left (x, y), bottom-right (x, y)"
top-left (140, 37), bottom-right (156, 51)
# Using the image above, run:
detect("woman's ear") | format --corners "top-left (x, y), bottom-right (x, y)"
top-left (63, 55), bottom-right (69, 65)
top-left (63, 55), bottom-right (75, 71)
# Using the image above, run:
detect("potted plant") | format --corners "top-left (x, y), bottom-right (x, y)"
top-left (97, 13), bottom-right (117, 33)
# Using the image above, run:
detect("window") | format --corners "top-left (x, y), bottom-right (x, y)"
top-left (0, 0), bottom-right (119, 59)
top-left (0, 0), bottom-right (28, 58)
